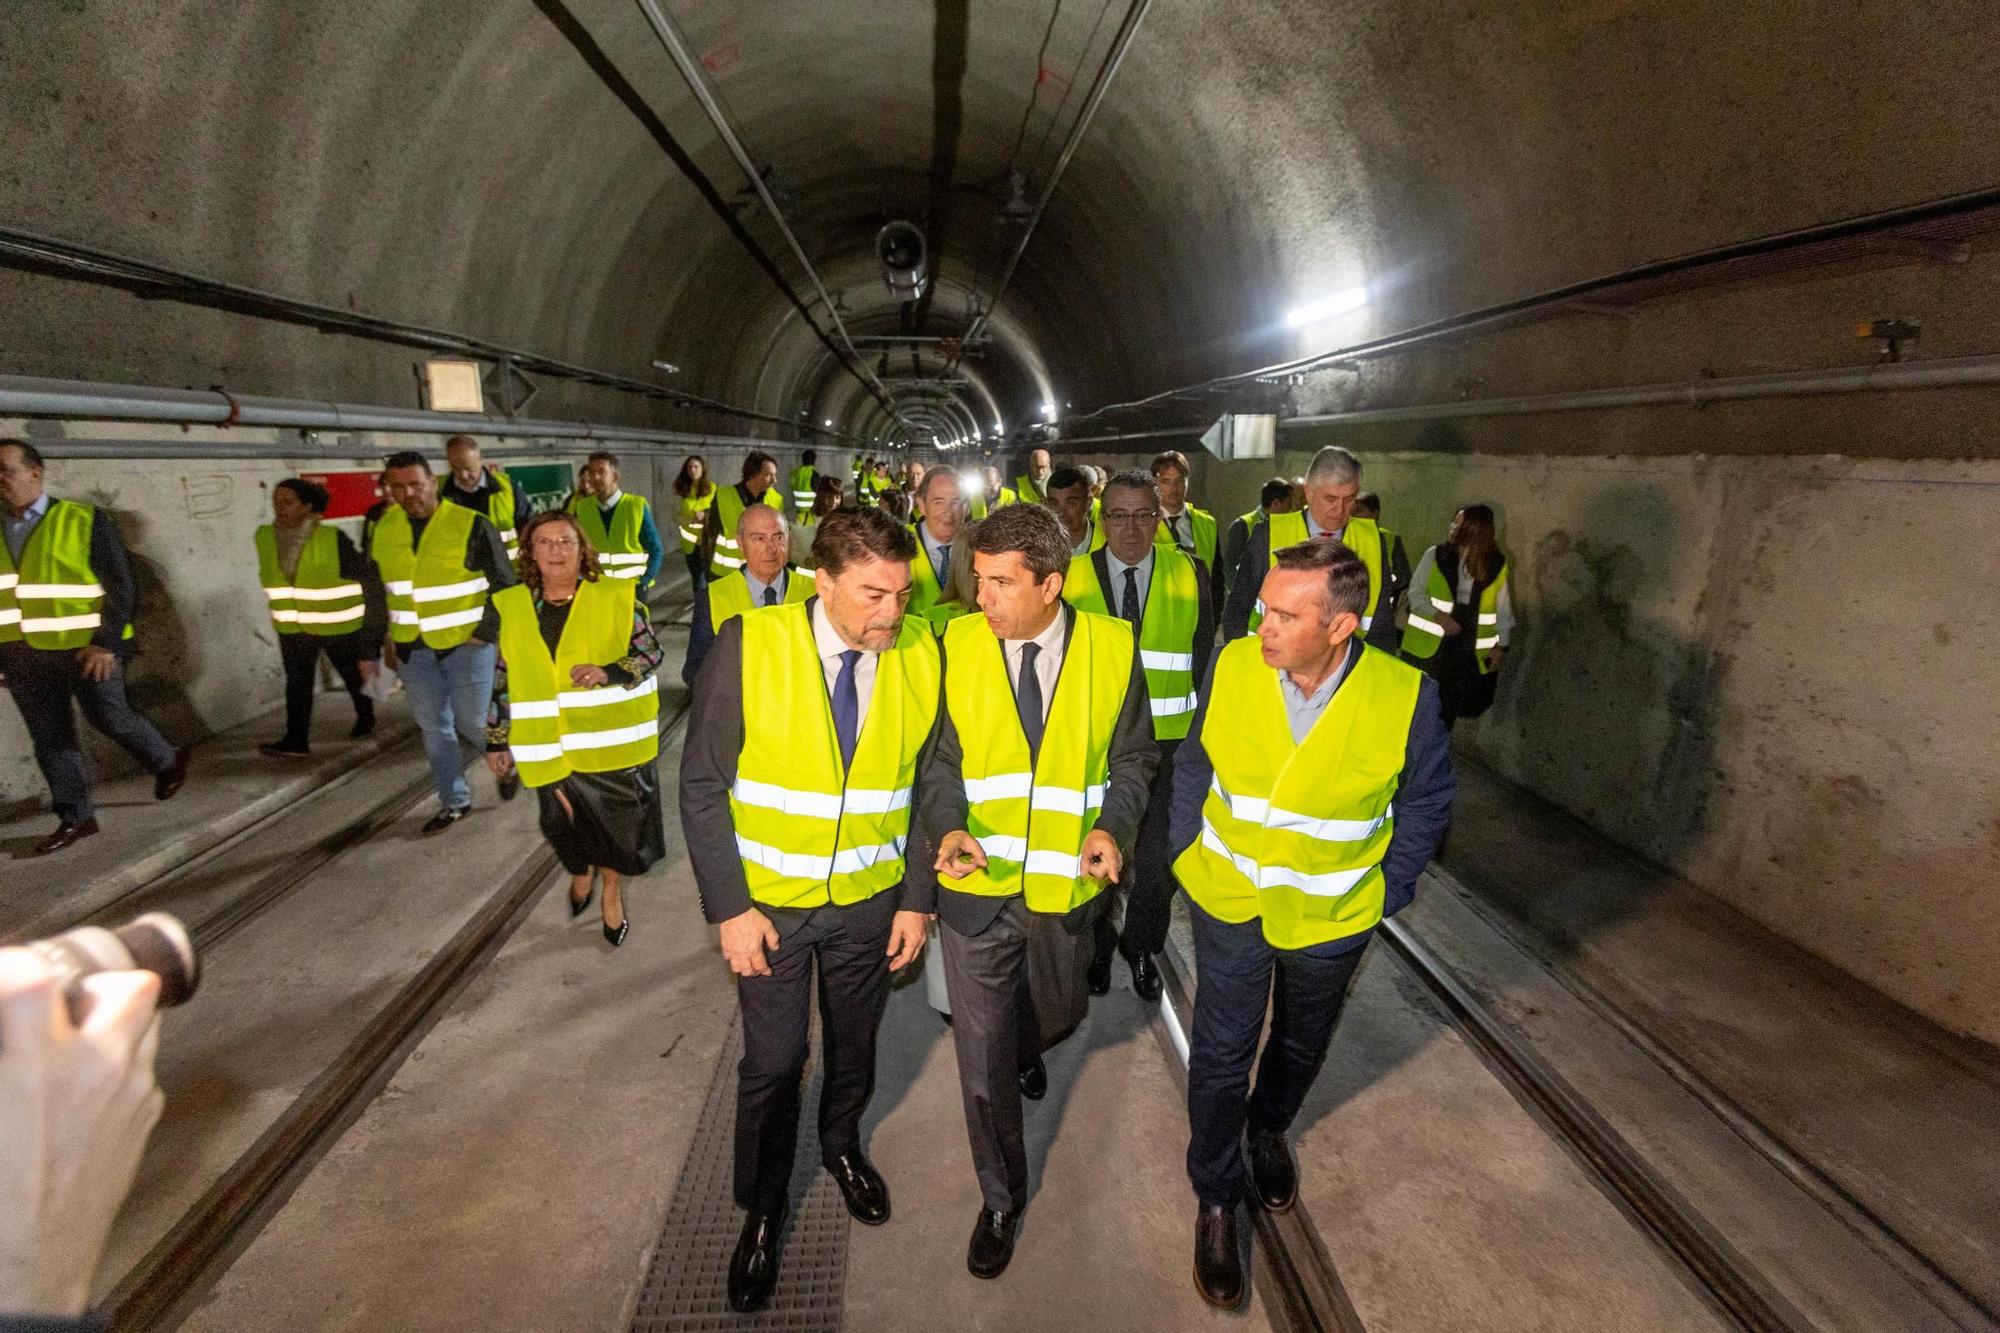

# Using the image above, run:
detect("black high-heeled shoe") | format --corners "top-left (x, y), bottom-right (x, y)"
top-left (569, 879), bottom-right (595, 919)
top-left (603, 912), bottom-right (629, 947)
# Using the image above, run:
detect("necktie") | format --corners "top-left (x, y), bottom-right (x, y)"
top-left (832, 649), bottom-right (860, 768)
top-left (1168, 515), bottom-right (1184, 547)
top-left (1014, 642), bottom-right (1045, 761)
top-left (936, 544), bottom-right (949, 587)
top-left (762, 583), bottom-right (778, 607)
top-left (1119, 567), bottom-right (1141, 626)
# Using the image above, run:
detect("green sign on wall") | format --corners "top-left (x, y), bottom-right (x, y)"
top-left (507, 463), bottom-right (577, 516)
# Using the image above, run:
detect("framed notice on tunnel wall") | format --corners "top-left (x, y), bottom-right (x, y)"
top-left (507, 463), bottom-right (575, 517)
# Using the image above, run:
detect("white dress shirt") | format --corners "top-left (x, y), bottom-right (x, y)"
top-left (1002, 609), bottom-right (1067, 725)
top-left (1160, 507), bottom-right (1193, 551)
top-left (1103, 545), bottom-right (1154, 618)
top-left (813, 601), bottom-right (878, 732)
top-left (1407, 545), bottom-right (1514, 646)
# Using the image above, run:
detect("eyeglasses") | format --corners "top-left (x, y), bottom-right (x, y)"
top-left (1103, 510), bottom-right (1160, 526)
top-left (532, 537), bottom-right (579, 550)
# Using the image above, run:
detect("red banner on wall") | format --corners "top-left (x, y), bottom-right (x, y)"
top-left (300, 470), bottom-right (383, 520)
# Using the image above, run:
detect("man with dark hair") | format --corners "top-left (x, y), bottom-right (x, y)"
top-left (1353, 491), bottom-right (1411, 623)
top-left (1062, 469), bottom-right (1214, 1000)
top-left (701, 450), bottom-right (783, 579)
top-left (1150, 449), bottom-right (1223, 608)
top-left (1223, 446), bottom-right (1398, 651)
top-left (1221, 477), bottom-right (1297, 599)
top-left (679, 505), bottom-right (937, 1313)
top-left (1042, 465), bottom-right (1102, 558)
top-left (1169, 536), bottom-right (1453, 1307)
top-left (0, 440), bottom-right (188, 853)
top-left (909, 501), bottom-right (1158, 1279)
top-left (788, 450), bottom-right (819, 519)
top-left (568, 450), bottom-right (665, 590)
top-left (372, 451), bottom-right (518, 831)
top-left (439, 435), bottom-right (524, 563)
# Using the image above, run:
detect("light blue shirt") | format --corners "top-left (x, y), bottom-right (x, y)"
top-left (3, 492), bottom-right (51, 564)
top-left (743, 566), bottom-right (787, 607)
top-left (1278, 640), bottom-right (1355, 743)
top-left (917, 521), bottom-right (951, 586)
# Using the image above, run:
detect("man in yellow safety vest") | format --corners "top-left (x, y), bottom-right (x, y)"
top-left (439, 435), bottom-right (523, 565)
top-left (909, 502), bottom-right (1158, 1280)
top-left (0, 439), bottom-right (189, 854)
top-left (1150, 449), bottom-right (1224, 609)
top-left (1222, 445), bottom-right (1397, 650)
top-left (682, 501), bottom-right (809, 686)
top-left (1012, 447), bottom-right (1052, 505)
top-left (699, 450), bottom-right (782, 579)
top-left (679, 507), bottom-right (937, 1313)
top-left (1170, 537), bottom-right (1454, 1307)
top-left (568, 450), bottom-right (665, 589)
top-left (907, 467), bottom-right (972, 632)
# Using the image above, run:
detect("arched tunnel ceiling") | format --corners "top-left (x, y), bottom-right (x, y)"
top-left (3, 0), bottom-right (1997, 445)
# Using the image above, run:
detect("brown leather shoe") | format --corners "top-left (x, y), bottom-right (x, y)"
top-left (35, 817), bottom-right (100, 855)
top-left (154, 747), bottom-right (191, 801)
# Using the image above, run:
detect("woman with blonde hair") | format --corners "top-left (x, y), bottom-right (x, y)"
top-left (486, 510), bottom-right (666, 945)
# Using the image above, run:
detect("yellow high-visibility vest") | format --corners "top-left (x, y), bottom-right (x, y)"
top-left (1174, 638), bottom-right (1420, 950)
top-left (569, 491), bottom-right (652, 581)
top-left (255, 523), bottom-right (364, 637)
top-left (1062, 549), bottom-right (1201, 740)
top-left (730, 603), bottom-right (941, 909)
top-left (0, 499), bottom-right (124, 650)
top-left (371, 503), bottom-right (490, 651)
top-left (1401, 547), bottom-right (1508, 675)
top-left (674, 487), bottom-right (715, 555)
top-left (493, 579), bottom-right (658, 787)
top-left (443, 469), bottom-right (518, 562)
top-left (1155, 506), bottom-right (1218, 573)
top-left (788, 464), bottom-right (817, 517)
top-left (907, 524), bottom-right (971, 633)
top-left (710, 484), bottom-right (783, 577)
top-left (707, 567), bottom-right (811, 628)
top-left (940, 610), bottom-right (1134, 914)
top-left (1248, 512), bottom-right (1383, 634)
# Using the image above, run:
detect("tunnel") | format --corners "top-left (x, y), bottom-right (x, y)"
top-left (1, 1), bottom-right (1996, 1329)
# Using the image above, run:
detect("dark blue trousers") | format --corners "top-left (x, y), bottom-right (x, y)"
top-left (0, 641), bottom-right (177, 824)
top-left (1185, 900), bottom-right (1368, 1207)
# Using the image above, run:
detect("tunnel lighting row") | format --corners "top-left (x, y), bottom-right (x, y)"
top-left (1283, 284), bottom-right (1370, 328)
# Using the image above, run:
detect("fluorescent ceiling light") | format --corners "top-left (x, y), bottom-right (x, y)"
top-left (1283, 285), bottom-right (1369, 329)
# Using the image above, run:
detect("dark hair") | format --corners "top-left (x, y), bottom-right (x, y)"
top-left (1259, 477), bottom-right (1293, 509)
top-left (275, 478), bottom-right (331, 514)
top-left (1271, 537), bottom-right (1370, 620)
top-left (1355, 491), bottom-right (1381, 518)
top-left (813, 505), bottom-right (917, 576)
top-left (742, 450), bottom-right (777, 482)
top-left (0, 438), bottom-right (45, 469)
top-left (382, 450), bottom-right (430, 473)
top-left (1101, 469), bottom-right (1158, 508)
top-left (585, 450), bottom-right (621, 470)
top-left (968, 501), bottom-right (1071, 582)
top-left (811, 474), bottom-right (845, 518)
top-left (1453, 503), bottom-right (1501, 584)
top-left (876, 488), bottom-right (912, 523)
top-left (1045, 464), bottom-right (1090, 495)
top-left (673, 455), bottom-right (713, 499)
top-left (1148, 449), bottom-right (1190, 479)
top-left (517, 510), bottom-right (602, 589)
top-left (802, 449), bottom-right (817, 465)
top-left (444, 434), bottom-right (479, 454)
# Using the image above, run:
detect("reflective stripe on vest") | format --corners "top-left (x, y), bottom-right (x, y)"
top-left (710, 485), bottom-right (783, 576)
top-left (942, 610), bottom-right (1133, 913)
top-left (788, 466), bottom-right (817, 514)
top-left (1249, 512), bottom-right (1383, 633)
top-left (675, 488), bottom-right (715, 554)
top-left (1062, 548), bottom-right (1201, 740)
top-left (569, 492), bottom-right (652, 580)
top-left (0, 500), bottom-right (117, 649)
top-left (1173, 638), bottom-right (1421, 950)
top-left (707, 568), bottom-right (810, 629)
top-left (1400, 549), bottom-right (1508, 672)
top-left (493, 579), bottom-right (657, 787)
top-left (729, 603), bottom-right (940, 909)
top-left (370, 502), bottom-right (489, 649)
top-left (255, 523), bottom-right (364, 636)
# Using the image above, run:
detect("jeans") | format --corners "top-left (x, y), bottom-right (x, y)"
top-left (397, 640), bottom-right (495, 809)
top-left (0, 641), bottom-right (178, 823)
top-left (1185, 900), bottom-right (1369, 1207)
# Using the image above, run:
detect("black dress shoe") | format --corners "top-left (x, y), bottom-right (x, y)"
top-left (153, 747), bottom-right (191, 801)
top-left (259, 739), bottom-right (311, 759)
top-left (603, 913), bottom-right (629, 947)
top-left (422, 805), bottom-right (470, 834)
top-left (966, 1208), bottom-right (1019, 1279)
top-left (726, 1204), bottom-right (786, 1313)
top-left (1193, 1202), bottom-right (1244, 1308)
top-left (1127, 952), bottom-right (1164, 1003)
top-left (1247, 1129), bottom-right (1298, 1212)
top-left (827, 1151), bottom-right (890, 1225)
top-left (34, 817), bottom-right (99, 856)
top-left (497, 769), bottom-right (521, 802)
top-left (1086, 951), bottom-right (1113, 996)
top-left (350, 711), bottom-right (376, 739)
top-left (569, 882), bottom-right (595, 918)
top-left (1016, 1055), bottom-right (1047, 1101)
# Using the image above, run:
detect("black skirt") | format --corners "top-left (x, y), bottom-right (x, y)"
top-left (1426, 638), bottom-right (1499, 723)
top-left (537, 764), bottom-right (667, 877)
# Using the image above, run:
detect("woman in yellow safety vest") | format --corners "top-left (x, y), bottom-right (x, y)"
top-left (672, 455), bottom-right (717, 591)
top-left (1397, 503), bottom-right (1512, 728)
top-left (486, 510), bottom-right (667, 946)
top-left (254, 478), bottom-right (386, 758)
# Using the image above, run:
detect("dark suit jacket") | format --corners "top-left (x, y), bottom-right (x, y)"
top-left (905, 604), bottom-right (1160, 936)
top-left (677, 596), bottom-right (943, 926)
top-left (1087, 546), bottom-right (1217, 688)
top-left (1221, 521), bottom-right (1402, 652)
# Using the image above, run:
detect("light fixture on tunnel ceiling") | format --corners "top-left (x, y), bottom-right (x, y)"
top-left (824, 418), bottom-right (833, 427)
top-left (651, 359), bottom-right (681, 374)
top-left (1040, 401), bottom-right (1057, 420)
top-left (877, 221), bottom-right (928, 300)
top-left (1283, 285), bottom-right (1370, 329)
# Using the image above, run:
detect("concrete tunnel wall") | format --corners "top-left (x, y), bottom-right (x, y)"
top-left (1189, 440), bottom-right (2000, 1048)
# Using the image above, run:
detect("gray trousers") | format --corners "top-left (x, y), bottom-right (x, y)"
top-left (939, 896), bottom-right (1094, 1213)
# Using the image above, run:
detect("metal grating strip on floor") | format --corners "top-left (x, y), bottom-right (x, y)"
top-left (630, 1018), bottom-right (849, 1332)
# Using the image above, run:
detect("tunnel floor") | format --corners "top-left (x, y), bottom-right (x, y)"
top-left (7, 606), bottom-right (1993, 1333)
